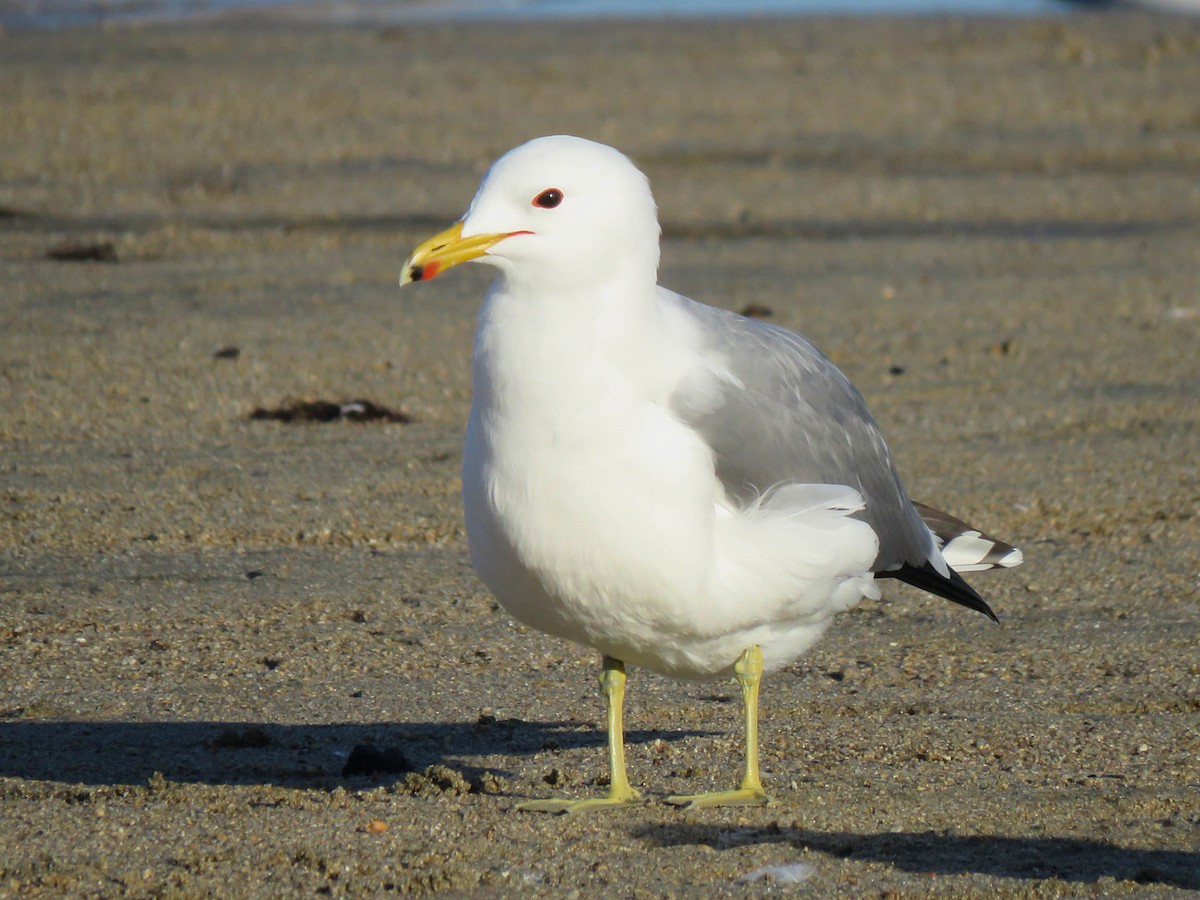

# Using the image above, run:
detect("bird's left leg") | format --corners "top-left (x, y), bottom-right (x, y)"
top-left (518, 655), bottom-right (644, 814)
top-left (665, 644), bottom-right (770, 808)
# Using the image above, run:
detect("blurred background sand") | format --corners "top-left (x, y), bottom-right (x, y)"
top-left (1, 13), bottom-right (1198, 896)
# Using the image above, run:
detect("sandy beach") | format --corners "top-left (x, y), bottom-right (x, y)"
top-left (2, 12), bottom-right (1199, 896)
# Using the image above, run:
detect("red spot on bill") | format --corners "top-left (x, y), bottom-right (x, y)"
top-left (412, 260), bottom-right (441, 282)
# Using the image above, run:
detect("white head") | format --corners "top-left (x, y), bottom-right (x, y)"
top-left (401, 136), bottom-right (661, 293)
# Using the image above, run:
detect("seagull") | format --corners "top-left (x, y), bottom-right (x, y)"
top-left (400, 135), bottom-right (1022, 813)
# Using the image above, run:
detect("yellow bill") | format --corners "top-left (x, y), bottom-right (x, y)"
top-left (400, 221), bottom-right (525, 285)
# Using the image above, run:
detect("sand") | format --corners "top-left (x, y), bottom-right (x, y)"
top-left (1, 11), bottom-right (1199, 897)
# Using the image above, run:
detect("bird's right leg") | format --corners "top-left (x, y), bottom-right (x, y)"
top-left (518, 655), bottom-right (644, 814)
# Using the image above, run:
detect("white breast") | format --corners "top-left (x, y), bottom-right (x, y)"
top-left (460, 282), bottom-right (879, 678)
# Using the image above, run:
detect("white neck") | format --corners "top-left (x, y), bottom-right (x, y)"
top-left (469, 269), bottom-right (668, 443)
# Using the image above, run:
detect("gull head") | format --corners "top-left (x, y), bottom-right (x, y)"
top-left (401, 135), bottom-right (660, 291)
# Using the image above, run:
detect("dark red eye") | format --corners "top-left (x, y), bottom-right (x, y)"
top-left (533, 188), bottom-right (563, 209)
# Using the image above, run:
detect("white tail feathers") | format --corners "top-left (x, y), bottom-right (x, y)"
top-left (940, 530), bottom-right (1025, 573)
top-left (911, 501), bottom-right (1023, 575)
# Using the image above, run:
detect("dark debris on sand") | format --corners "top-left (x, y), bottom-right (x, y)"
top-left (249, 399), bottom-right (413, 424)
top-left (46, 239), bottom-right (118, 262)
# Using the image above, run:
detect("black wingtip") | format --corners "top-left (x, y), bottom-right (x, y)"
top-left (880, 562), bottom-right (999, 623)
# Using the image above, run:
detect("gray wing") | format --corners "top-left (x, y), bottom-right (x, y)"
top-left (663, 290), bottom-right (933, 574)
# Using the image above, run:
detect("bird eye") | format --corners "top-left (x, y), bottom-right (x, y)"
top-left (533, 188), bottom-right (563, 209)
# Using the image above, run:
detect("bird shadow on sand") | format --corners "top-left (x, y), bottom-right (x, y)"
top-left (0, 719), bottom-right (706, 790)
top-left (632, 822), bottom-right (1200, 890)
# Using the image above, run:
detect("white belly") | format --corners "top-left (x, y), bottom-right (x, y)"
top-left (462, 393), bottom-right (878, 679)
top-left (460, 285), bottom-right (879, 679)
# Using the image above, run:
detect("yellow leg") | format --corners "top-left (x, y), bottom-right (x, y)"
top-left (518, 656), bottom-right (644, 814)
top-left (665, 645), bottom-right (770, 808)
